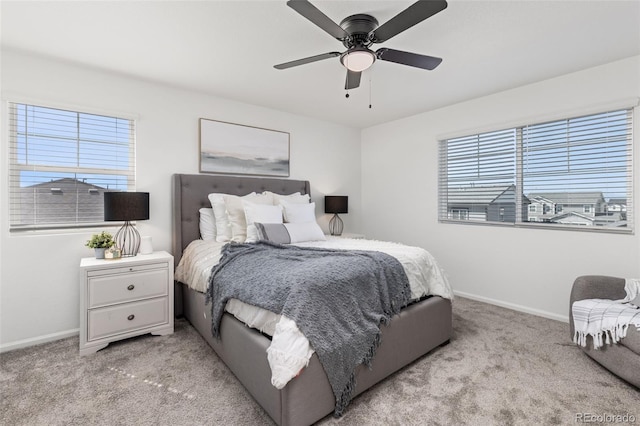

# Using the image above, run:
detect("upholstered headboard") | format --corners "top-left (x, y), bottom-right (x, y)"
top-left (172, 174), bottom-right (310, 266)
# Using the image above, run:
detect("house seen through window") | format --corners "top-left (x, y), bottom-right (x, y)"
top-left (438, 108), bottom-right (633, 232)
top-left (8, 103), bottom-right (136, 230)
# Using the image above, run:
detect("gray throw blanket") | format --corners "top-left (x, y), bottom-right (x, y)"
top-left (205, 240), bottom-right (411, 416)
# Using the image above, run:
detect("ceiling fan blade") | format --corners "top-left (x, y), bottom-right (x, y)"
top-left (372, 0), bottom-right (447, 43)
top-left (376, 48), bottom-right (442, 70)
top-left (274, 52), bottom-right (341, 70)
top-left (345, 70), bottom-right (361, 90)
top-left (287, 0), bottom-right (349, 40)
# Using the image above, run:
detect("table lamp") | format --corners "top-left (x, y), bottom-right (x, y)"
top-left (104, 192), bottom-right (150, 257)
top-left (325, 195), bottom-right (348, 236)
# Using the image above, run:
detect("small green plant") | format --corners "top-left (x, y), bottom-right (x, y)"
top-left (86, 231), bottom-right (115, 249)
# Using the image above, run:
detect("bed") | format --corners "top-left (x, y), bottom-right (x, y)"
top-left (172, 173), bottom-right (453, 426)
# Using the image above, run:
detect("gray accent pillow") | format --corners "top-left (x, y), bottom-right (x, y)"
top-left (255, 223), bottom-right (291, 244)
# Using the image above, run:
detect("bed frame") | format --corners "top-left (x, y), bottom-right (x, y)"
top-left (172, 173), bottom-right (452, 426)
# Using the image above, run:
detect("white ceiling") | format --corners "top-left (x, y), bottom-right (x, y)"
top-left (2, 1), bottom-right (639, 129)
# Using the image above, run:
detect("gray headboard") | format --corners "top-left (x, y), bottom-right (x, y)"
top-left (172, 173), bottom-right (310, 266)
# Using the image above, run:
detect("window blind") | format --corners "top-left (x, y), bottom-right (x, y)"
top-left (439, 108), bottom-right (633, 232)
top-left (9, 103), bottom-right (136, 230)
top-left (439, 129), bottom-right (517, 223)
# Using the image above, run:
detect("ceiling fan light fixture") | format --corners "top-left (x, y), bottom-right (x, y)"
top-left (276, 0), bottom-right (448, 89)
top-left (340, 49), bottom-right (375, 72)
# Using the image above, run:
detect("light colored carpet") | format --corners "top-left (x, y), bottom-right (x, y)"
top-left (1, 297), bottom-right (638, 425)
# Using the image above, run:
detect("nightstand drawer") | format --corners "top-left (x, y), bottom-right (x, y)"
top-left (88, 297), bottom-right (168, 341)
top-left (88, 262), bottom-right (166, 277)
top-left (88, 269), bottom-right (168, 308)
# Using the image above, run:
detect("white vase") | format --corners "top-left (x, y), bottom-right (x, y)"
top-left (139, 236), bottom-right (153, 255)
top-left (94, 248), bottom-right (106, 259)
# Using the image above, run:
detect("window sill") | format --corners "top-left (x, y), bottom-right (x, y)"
top-left (438, 219), bottom-right (633, 235)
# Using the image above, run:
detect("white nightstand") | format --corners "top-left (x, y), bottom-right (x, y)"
top-left (79, 251), bottom-right (174, 355)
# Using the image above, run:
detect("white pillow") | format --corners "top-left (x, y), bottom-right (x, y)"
top-left (286, 221), bottom-right (326, 243)
top-left (255, 191), bottom-right (275, 205)
top-left (208, 193), bottom-right (255, 242)
top-left (244, 202), bottom-right (283, 243)
top-left (267, 191), bottom-right (310, 205)
top-left (224, 193), bottom-right (274, 242)
top-left (282, 202), bottom-right (316, 223)
top-left (199, 208), bottom-right (216, 240)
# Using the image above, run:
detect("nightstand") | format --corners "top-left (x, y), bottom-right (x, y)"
top-left (79, 251), bottom-right (174, 355)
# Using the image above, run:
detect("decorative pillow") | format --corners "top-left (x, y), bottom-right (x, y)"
top-left (199, 208), bottom-right (216, 240)
top-left (255, 221), bottom-right (326, 244)
top-left (208, 193), bottom-right (256, 242)
top-left (255, 223), bottom-right (292, 244)
top-left (266, 191), bottom-right (310, 205)
top-left (282, 202), bottom-right (316, 223)
top-left (224, 193), bottom-right (274, 242)
top-left (244, 202), bottom-right (284, 243)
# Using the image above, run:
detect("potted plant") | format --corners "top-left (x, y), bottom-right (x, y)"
top-left (86, 231), bottom-right (115, 259)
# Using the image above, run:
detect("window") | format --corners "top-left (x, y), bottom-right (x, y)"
top-left (439, 108), bottom-right (633, 232)
top-left (449, 208), bottom-right (469, 220)
top-left (8, 103), bottom-right (135, 230)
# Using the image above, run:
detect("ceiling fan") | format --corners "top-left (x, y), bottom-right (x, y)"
top-left (274, 0), bottom-right (447, 90)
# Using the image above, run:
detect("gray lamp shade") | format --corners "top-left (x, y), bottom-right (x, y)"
top-left (104, 192), bottom-right (150, 221)
top-left (324, 196), bottom-right (348, 214)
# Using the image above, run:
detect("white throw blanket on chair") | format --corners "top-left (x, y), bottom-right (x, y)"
top-left (572, 278), bottom-right (640, 349)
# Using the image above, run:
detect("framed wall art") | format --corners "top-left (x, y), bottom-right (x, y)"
top-left (199, 118), bottom-right (290, 177)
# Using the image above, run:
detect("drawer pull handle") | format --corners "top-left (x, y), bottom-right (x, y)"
top-left (127, 285), bottom-right (135, 291)
top-left (127, 314), bottom-right (135, 321)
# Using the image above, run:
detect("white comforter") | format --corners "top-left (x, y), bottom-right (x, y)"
top-left (175, 237), bottom-right (453, 389)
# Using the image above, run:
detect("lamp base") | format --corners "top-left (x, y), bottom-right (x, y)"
top-left (114, 221), bottom-right (141, 257)
top-left (329, 214), bottom-right (344, 236)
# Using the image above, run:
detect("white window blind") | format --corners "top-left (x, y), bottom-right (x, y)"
top-left (9, 103), bottom-right (136, 230)
top-left (439, 129), bottom-right (517, 223)
top-left (439, 108), bottom-right (633, 232)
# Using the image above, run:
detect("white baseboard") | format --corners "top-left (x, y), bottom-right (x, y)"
top-left (0, 328), bottom-right (79, 353)
top-left (453, 290), bottom-right (569, 323)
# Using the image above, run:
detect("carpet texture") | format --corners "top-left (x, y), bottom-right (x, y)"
top-left (1, 297), bottom-right (638, 425)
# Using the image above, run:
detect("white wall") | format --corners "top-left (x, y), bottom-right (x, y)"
top-left (361, 55), bottom-right (640, 322)
top-left (2, 49), bottom-right (637, 350)
top-left (0, 49), bottom-right (362, 350)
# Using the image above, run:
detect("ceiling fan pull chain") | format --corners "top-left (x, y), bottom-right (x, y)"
top-left (369, 74), bottom-right (372, 109)
top-left (345, 54), bottom-right (350, 98)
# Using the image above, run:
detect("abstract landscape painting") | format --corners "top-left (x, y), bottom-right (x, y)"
top-left (199, 118), bottom-right (289, 177)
